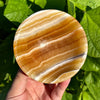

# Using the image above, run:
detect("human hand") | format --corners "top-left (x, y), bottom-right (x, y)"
top-left (6, 70), bottom-right (71, 100)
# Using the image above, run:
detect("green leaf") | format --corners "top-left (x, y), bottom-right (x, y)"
top-left (86, 7), bottom-right (100, 27)
top-left (96, 58), bottom-right (100, 64)
top-left (67, 0), bottom-right (76, 17)
top-left (69, 0), bottom-right (100, 11)
top-left (45, 0), bottom-right (66, 10)
top-left (82, 91), bottom-right (94, 100)
top-left (81, 7), bottom-right (100, 58)
top-left (0, 0), bottom-right (4, 7)
top-left (0, 7), bottom-right (15, 38)
top-left (29, 0), bottom-right (35, 3)
top-left (35, 0), bottom-right (47, 8)
top-left (4, 73), bottom-right (12, 83)
top-left (82, 56), bottom-right (99, 71)
top-left (0, 83), bottom-right (5, 87)
top-left (4, 0), bottom-right (33, 26)
top-left (62, 92), bottom-right (73, 100)
top-left (85, 72), bottom-right (100, 100)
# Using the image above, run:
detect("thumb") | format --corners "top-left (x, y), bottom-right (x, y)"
top-left (51, 79), bottom-right (71, 100)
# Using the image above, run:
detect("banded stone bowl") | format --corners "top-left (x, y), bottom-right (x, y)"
top-left (13, 9), bottom-right (88, 83)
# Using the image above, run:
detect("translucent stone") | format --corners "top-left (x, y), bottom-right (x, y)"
top-left (13, 10), bottom-right (88, 83)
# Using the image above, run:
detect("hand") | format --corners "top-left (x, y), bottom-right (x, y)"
top-left (6, 70), bottom-right (71, 100)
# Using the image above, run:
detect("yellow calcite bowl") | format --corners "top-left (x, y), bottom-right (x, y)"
top-left (13, 10), bottom-right (88, 83)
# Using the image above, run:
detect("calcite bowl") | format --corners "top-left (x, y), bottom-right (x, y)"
top-left (13, 9), bottom-right (88, 83)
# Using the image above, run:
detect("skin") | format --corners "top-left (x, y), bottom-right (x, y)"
top-left (6, 70), bottom-right (71, 100)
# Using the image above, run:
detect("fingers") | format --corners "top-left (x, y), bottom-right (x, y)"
top-left (6, 69), bottom-right (28, 99)
top-left (44, 84), bottom-right (57, 97)
top-left (45, 84), bottom-right (56, 92)
top-left (51, 79), bottom-right (71, 100)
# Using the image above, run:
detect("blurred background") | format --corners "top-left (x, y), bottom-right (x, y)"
top-left (0, 0), bottom-right (100, 100)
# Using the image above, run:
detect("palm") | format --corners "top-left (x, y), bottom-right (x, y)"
top-left (6, 70), bottom-right (70, 100)
top-left (21, 79), bottom-right (60, 100)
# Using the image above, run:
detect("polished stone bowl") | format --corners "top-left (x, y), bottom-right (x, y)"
top-left (13, 9), bottom-right (88, 83)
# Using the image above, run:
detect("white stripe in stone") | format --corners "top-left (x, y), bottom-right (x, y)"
top-left (14, 13), bottom-right (71, 41)
top-left (27, 44), bottom-right (87, 76)
top-left (14, 17), bottom-right (75, 49)
top-left (50, 69), bottom-right (79, 83)
top-left (19, 12), bottom-right (66, 32)
top-left (34, 55), bottom-right (85, 81)
top-left (18, 12), bottom-right (65, 35)
top-left (43, 54), bottom-right (87, 83)
top-left (19, 10), bottom-right (65, 28)
top-left (16, 27), bottom-right (83, 59)
top-left (26, 46), bottom-right (83, 75)
top-left (26, 45), bottom-right (86, 76)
